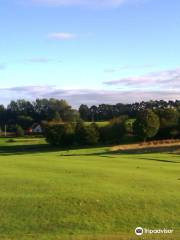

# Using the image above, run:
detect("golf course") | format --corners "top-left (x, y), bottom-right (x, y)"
top-left (0, 138), bottom-right (179, 240)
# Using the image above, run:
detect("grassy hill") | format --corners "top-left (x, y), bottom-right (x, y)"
top-left (0, 138), bottom-right (179, 239)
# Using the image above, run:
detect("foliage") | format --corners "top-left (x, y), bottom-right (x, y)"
top-left (44, 123), bottom-right (75, 146)
top-left (52, 111), bottom-right (62, 122)
top-left (79, 100), bottom-right (180, 121)
top-left (17, 115), bottom-right (33, 129)
top-left (133, 109), bottom-right (160, 141)
top-left (0, 99), bottom-right (79, 128)
top-left (15, 125), bottom-right (24, 137)
top-left (44, 121), bottom-right (100, 147)
top-left (74, 121), bottom-right (87, 145)
top-left (157, 108), bottom-right (179, 128)
top-left (155, 108), bottom-right (180, 139)
top-left (84, 123), bottom-right (100, 145)
top-left (0, 99), bottom-right (179, 142)
top-left (79, 104), bottom-right (90, 121)
top-left (99, 117), bottom-right (126, 144)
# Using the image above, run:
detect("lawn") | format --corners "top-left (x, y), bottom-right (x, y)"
top-left (84, 122), bottom-right (109, 127)
top-left (0, 138), bottom-right (179, 240)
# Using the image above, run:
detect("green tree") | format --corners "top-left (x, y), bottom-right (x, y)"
top-left (43, 123), bottom-right (75, 147)
top-left (79, 104), bottom-right (90, 121)
top-left (75, 122), bottom-right (99, 146)
top-left (16, 125), bottom-right (24, 137)
top-left (17, 115), bottom-right (33, 129)
top-left (85, 123), bottom-right (100, 145)
top-left (157, 108), bottom-right (179, 128)
top-left (74, 121), bottom-right (87, 145)
top-left (52, 111), bottom-right (62, 122)
top-left (133, 109), bottom-right (160, 141)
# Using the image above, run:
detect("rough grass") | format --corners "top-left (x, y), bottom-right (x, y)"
top-left (111, 139), bottom-right (180, 153)
top-left (0, 138), bottom-right (179, 240)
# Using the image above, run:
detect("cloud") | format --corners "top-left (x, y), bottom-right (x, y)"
top-left (48, 32), bottom-right (77, 40)
top-left (27, 0), bottom-right (128, 8)
top-left (0, 86), bottom-right (179, 107)
top-left (104, 67), bottom-right (180, 90)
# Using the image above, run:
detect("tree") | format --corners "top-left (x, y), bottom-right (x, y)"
top-left (75, 122), bottom-right (99, 145)
top-left (108, 117), bottom-right (126, 144)
top-left (16, 125), bottom-right (24, 137)
top-left (0, 105), bottom-right (6, 127)
top-left (52, 111), bottom-right (62, 122)
top-left (17, 115), bottom-right (33, 129)
top-left (155, 108), bottom-right (179, 139)
top-left (44, 123), bottom-right (75, 147)
top-left (79, 104), bottom-right (90, 121)
top-left (63, 109), bottom-right (80, 122)
top-left (85, 123), bottom-right (99, 145)
top-left (157, 108), bottom-right (179, 128)
top-left (133, 109), bottom-right (160, 141)
top-left (75, 121), bottom-right (87, 145)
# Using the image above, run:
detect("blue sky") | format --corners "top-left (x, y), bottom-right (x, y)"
top-left (0, 0), bottom-right (180, 106)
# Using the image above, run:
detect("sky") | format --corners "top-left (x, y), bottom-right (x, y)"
top-left (0, 0), bottom-right (180, 107)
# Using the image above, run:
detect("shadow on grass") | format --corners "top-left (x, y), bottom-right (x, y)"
top-left (59, 145), bottom-right (180, 164)
top-left (0, 144), bottom-right (60, 156)
top-left (0, 143), bottom-right (109, 156)
top-left (0, 142), bottom-right (179, 164)
top-left (139, 157), bottom-right (180, 164)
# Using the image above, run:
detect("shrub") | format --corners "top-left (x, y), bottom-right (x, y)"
top-left (75, 122), bottom-right (99, 146)
top-left (99, 118), bottom-right (126, 144)
top-left (157, 108), bottom-right (179, 128)
top-left (6, 139), bottom-right (16, 143)
top-left (16, 125), bottom-right (24, 137)
top-left (156, 126), bottom-right (179, 140)
top-left (85, 123), bottom-right (100, 145)
top-left (44, 123), bottom-right (75, 147)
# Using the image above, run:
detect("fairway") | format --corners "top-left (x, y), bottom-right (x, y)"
top-left (0, 138), bottom-right (179, 240)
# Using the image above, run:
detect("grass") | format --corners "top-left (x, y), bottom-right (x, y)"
top-left (0, 138), bottom-right (179, 240)
top-left (84, 122), bottom-right (109, 127)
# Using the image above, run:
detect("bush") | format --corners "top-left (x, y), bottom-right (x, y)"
top-left (99, 118), bottom-right (126, 144)
top-left (44, 123), bottom-right (75, 147)
top-left (156, 126), bottom-right (179, 140)
top-left (74, 121), bottom-right (87, 145)
top-left (157, 108), bottom-right (179, 128)
top-left (6, 139), bottom-right (16, 143)
top-left (75, 122), bottom-right (99, 146)
top-left (85, 123), bottom-right (100, 145)
top-left (16, 125), bottom-right (24, 137)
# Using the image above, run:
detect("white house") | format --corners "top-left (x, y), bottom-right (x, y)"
top-left (31, 124), bottom-right (42, 134)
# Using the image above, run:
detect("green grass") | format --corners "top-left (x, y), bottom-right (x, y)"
top-left (84, 122), bottom-right (109, 127)
top-left (0, 138), bottom-right (179, 240)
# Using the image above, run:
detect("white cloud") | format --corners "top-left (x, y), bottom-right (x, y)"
top-left (0, 86), bottom-right (179, 107)
top-left (48, 32), bottom-right (77, 40)
top-left (104, 67), bottom-right (180, 90)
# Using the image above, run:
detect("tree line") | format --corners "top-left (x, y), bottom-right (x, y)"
top-left (0, 99), bottom-right (179, 143)
top-left (44, 108), bottom-right (180, 147)
top-left (0, 99), bottom-right (79, 132)
top-left (79, 100), bottom-right (180, 121)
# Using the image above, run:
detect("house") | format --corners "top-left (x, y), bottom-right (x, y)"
top-left (28, 123), bottom-right (42, 134)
